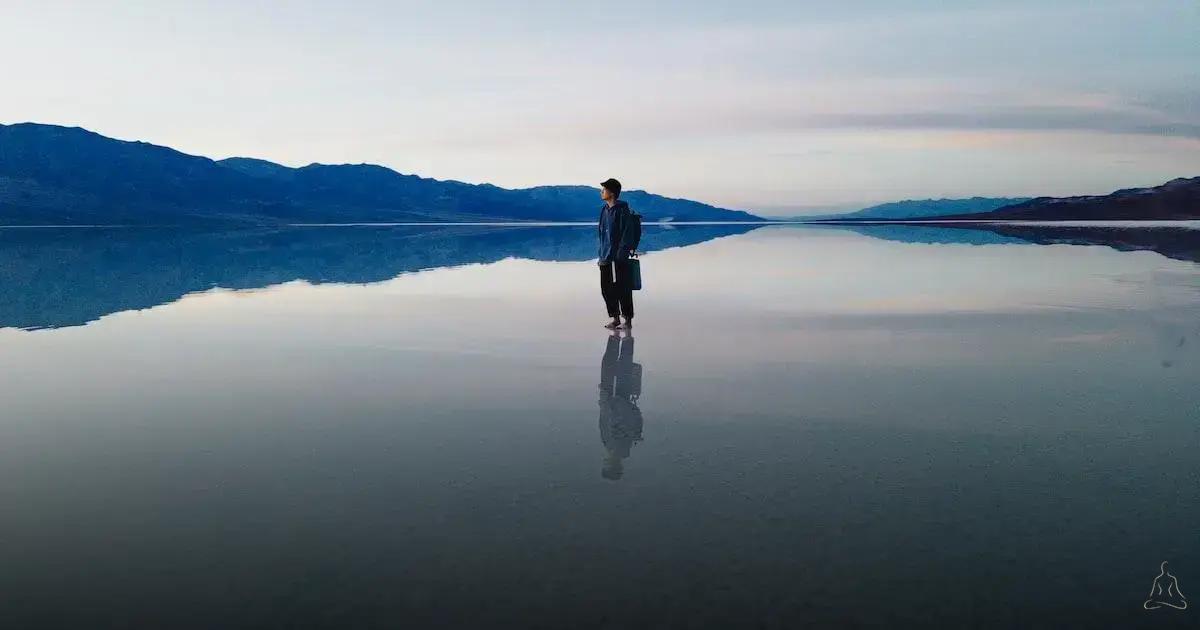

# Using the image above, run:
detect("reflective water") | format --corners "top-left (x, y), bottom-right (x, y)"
top-left (1, 224), bottom-right (1198, 628)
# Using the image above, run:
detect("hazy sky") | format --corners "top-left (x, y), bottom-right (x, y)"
top-left (1, 0), bottom-right (1197, 214)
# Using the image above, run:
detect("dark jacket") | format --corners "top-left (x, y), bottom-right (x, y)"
top-left (597, 200), bottom-right (633, 264)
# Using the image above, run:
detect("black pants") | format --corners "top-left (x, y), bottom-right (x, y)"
top-left (600, 261), bottom-right (634, 320)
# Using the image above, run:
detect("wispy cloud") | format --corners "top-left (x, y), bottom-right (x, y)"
top-left (802, 105), bottom-right (1200, 140)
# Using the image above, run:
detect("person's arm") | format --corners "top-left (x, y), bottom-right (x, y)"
top-left (599, 208), bottom-right (613, 264)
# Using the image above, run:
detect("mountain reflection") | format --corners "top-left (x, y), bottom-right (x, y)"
top-left (0, 223), bottom-right (760, 330)
top-left (598, 331), bottom-right (644, 481)
top-left (824, 223), bottom-right (1200, 264)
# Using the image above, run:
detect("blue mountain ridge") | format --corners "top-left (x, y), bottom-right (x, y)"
top-left (827, 197), bottom-right (1031, 220)
top-left (0, 123), bottom-right (761, 225)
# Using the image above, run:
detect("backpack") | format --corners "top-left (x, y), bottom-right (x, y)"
top-left (625, 209), bottom-right (642, 252)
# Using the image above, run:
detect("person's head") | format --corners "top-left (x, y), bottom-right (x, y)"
top-left (600, 178), bottom-right (622, 202)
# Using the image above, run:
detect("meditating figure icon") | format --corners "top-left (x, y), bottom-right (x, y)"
top-left (1144, 561), bottom-right (1187, 610)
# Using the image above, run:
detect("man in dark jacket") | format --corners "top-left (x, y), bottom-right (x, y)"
top-left (598, 177), bottom-right (635, 330)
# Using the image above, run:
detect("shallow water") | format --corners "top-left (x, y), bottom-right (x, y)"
top-left (1, 223), bottom-right (1197, 628)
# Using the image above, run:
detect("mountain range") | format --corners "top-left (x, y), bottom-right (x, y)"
top-left (3, 122), bottom-right (1195, 225)
top-left (927, 177), bottom-right (1200, 221)
top-left (0, 123), bottom-right (761, 225)
top-left (823, 197), bottom-right (1031, 220)
top-left (815, 178), bottom-right (1199, 222)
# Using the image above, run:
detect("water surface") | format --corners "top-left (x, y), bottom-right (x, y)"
top-left (1, 224), bottom-right (1197, 628)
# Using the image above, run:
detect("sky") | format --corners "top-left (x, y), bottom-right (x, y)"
top-left (1, 0), bottom-right (1197, 215)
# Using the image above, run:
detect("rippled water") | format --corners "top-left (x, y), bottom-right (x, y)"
top-left (1, 223), bottom-right (1197, 628)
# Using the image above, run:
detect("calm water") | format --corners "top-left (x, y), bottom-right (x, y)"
top-left (1, 223), bottom-right (1198, 628)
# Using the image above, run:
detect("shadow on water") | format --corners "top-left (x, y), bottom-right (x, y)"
top-left (0, 223), bottom-right (760, 330)
top-left (597, 331), bottom-right (644, 481)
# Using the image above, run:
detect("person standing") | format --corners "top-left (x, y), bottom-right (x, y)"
top-left (598, 178), bottom-right (635, 330)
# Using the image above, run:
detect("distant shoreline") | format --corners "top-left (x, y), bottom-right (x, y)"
top-left (0, 221), bottom-right (781, 229)
top-left (805, 219), bottom-right (1200, 228)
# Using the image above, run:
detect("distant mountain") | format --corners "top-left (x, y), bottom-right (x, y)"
top-left (822, 197), bottom-right (1030, 220)
top-left (0, 123), bottom-right (760, 225)
top-left (928, 177), bottom-right (1200, 221)
top-left (520, 186), bottom-right (758, 223)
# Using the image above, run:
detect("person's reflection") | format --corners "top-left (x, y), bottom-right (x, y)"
top-left (598, 331), bottom-right (644, 481)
